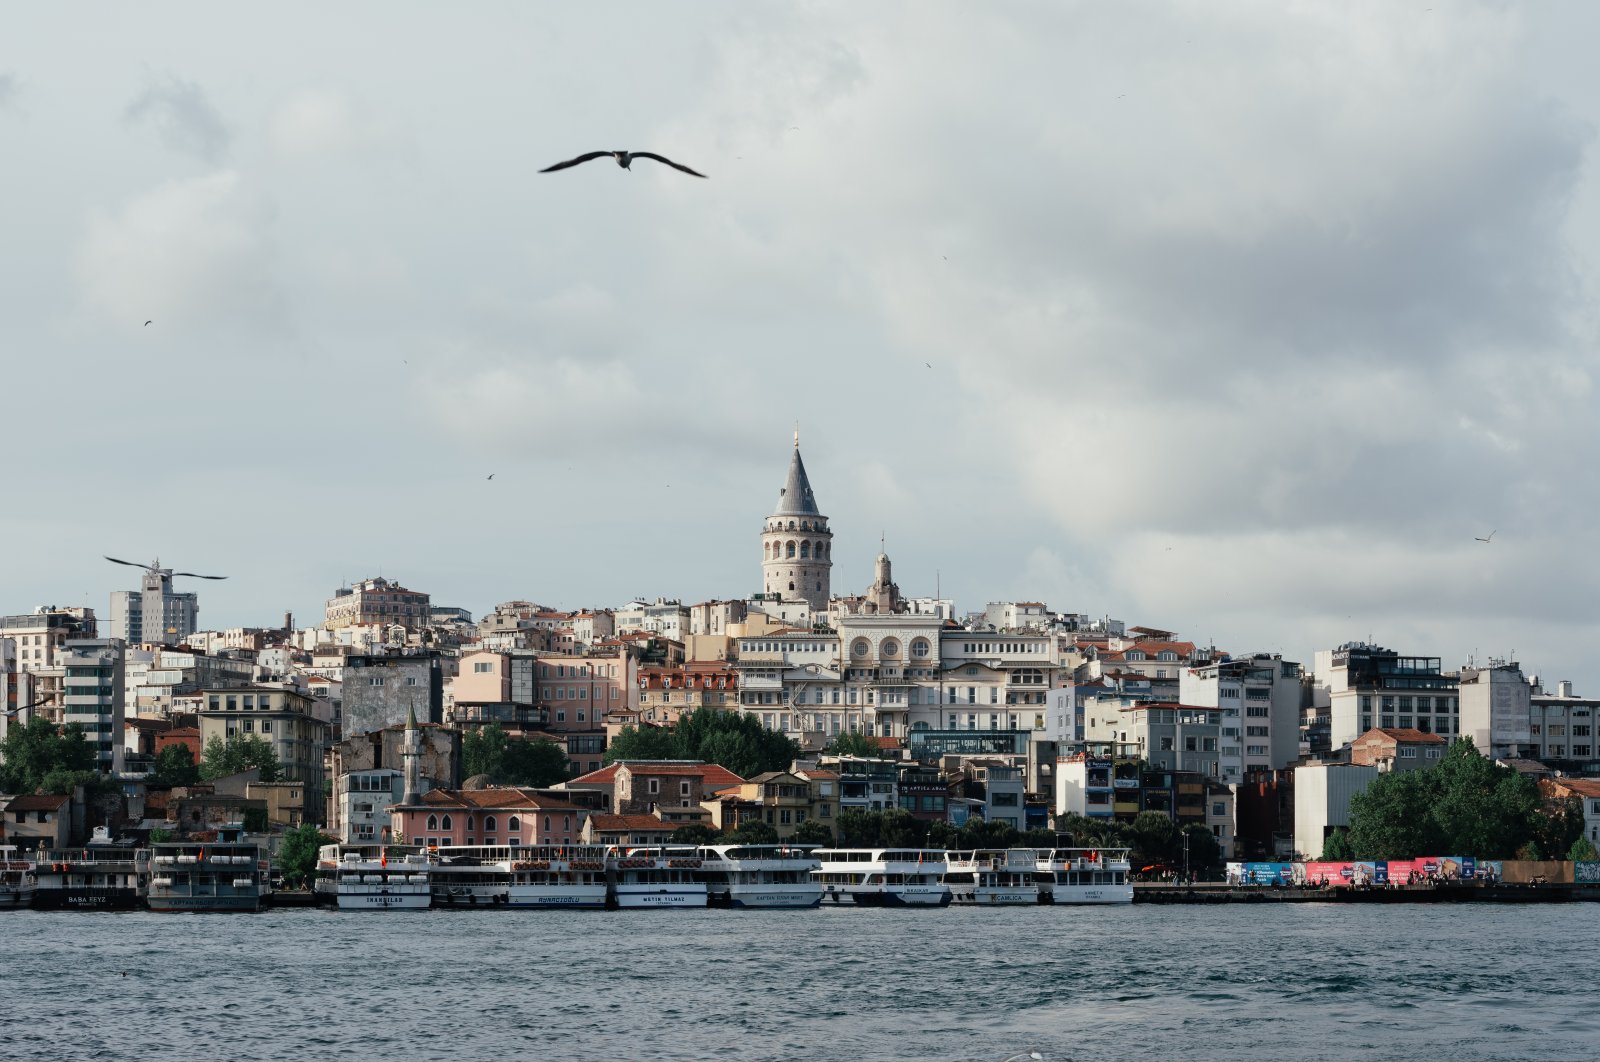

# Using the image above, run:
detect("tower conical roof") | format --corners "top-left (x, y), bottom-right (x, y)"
top-left (773, 445), bottom-right (821, 517)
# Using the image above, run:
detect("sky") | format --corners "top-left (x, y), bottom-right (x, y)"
top-left (4, 2), bottom-right (1599, 690)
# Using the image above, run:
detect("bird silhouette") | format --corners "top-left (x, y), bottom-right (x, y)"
top-left (487, 474), bottom-right (495, 481)
top-left (925, 362), bottom-right (932, 368)
top-left (143, 320), bottom-right (151, 326)
top-left (540, 150), bottom-right (706, 177)
top-left (104, 556), bottom-right (227, 580)
top-left (1474, 530), bottom-right (1497, 543)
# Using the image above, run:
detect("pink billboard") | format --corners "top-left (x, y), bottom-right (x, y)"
top-left (1302, 861), bottom-right (1356, 885)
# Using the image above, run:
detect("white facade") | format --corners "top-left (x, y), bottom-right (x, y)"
top-left (1528, 684), bottom-right (1598, 763)
top-left (1458, 662), bottom-right (1532, 759)
top-left (1292, 762), bottom-right (1378, 860)
top-left (760, 441), bottom-right (832, 612)
top-left (1180, 653), bottom-right (1304, 780)
top-left (59, 638), bottom-right (126, 774)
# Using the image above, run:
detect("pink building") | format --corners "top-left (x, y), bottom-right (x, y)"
top-left (389, 787), bottom-right (590, 848)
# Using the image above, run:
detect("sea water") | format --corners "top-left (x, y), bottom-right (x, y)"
top-left (2, 903), bottom-right (1595, 1061)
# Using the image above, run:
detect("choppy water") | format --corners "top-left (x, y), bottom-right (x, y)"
top-left (2, 904), bottom-right (1596, 1061)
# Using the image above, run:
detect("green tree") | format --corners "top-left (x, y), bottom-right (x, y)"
top-left (149, 743), bottom-right (199, 787)
top-left (148, 827), bottom-right (174, 843)
top-left (792, 819), bottom-right (833, 845)
top-left (1533, 796), bottom-right (1585, 862)
top-left (879, 809), bottom-right (927, 847)
top-left (835, 808), bottom-right (881, 846)
top-left (671, 823), bottom-right (720, 845)
top-left (926, 820), bottom-right (959, 850)
top-left (825, 731), bottom-right (883, 758)
top-left (0, 717), bottom-right (97, 793)
top-left (1181, 824), bottom-right (1224, 876)
top-left (1053, 812), bottom-right (1129, 850)
top-left (730, 820), bottom-right (780, 845)
top-left (1321, 828), bottom-right (1355, 861)
top-left (462, 724), bottom-right (510, 779)
top-left (1128, 811), bottom-right (1180, 867)
top-left (955, 816), bottom-right (1020, 851)
top-left (1021, 827), bottom-right (1063, 850)
top-left (276, 823), bottom-right (329, 890)
top-left (199, 735), bottom-right (283, 783)
top-left (501, 737), bottom-right (570, 787)
top-left (1568, 836), bottom-right (1599, 862)
top-left (603, 724), bottom-right (678, 763)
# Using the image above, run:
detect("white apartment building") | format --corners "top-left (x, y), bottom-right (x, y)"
top-left (1458, 661), bottom-right (1533, 760)
top-left (1180, 653), bottom-right (1304, 781)
top-left (60, 638), bottom-right (126, 774)
top-left (1528, 682), bottom-right (1599, 765)
top-left (1313, 642), bottom-right (1459, 750)
top-left (1293, 762), bottom-right (1379, 860)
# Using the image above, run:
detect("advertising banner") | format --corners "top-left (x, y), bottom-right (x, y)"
top-left (1575, 861), bottom-right (1600, 884)
top-left (1303, 861), bottom-right (1356, 885)
top-left (1415, 856), bottom-right (1472, 880)
top-left (1240, 862), bottom-right (1294, 886)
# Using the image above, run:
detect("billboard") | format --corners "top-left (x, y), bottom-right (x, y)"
top-left (1229, 861), bottom-right (1294, 886)
top-left (1575, 861), bottom-right (1600, 884)
top-left (1414, 856), bottom-right (1474, 880)
top-left (1302, 861), bottom-right (1357, 885)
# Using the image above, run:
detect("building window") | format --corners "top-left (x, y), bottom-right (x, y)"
top-left (427, 815), bottom-right (438, 830)
top-left (441, 815), bottom-right (452, 830)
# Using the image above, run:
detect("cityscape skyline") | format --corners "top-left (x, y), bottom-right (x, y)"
top-left (5, 3), bottom-right (1600, 694)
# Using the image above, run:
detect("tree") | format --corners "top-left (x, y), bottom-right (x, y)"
top-left (149, 827), bottom-right (174, 844)
top-left (0, 717), bottom-right (97, 793)
top-left (462, 724), bottom-right (510, 779)
top-left (1128, 811), bottom-right (1180, 867)
top-left (955, 816), bottom-right (1020, 851)
top-left (604, 724), bottom-right (677, 763)
top-left (671, 823), bottom-right (720, 845)
top-left (199, 735), bottom-right (283, 783)
top-left (1321, 828), bottom-right (1355, 861)
top-left (792, 819), bottom-right (833, 845)
top-left (277, 823), bottom-right (330, 890)
top-left (1533, 796), bottom-right (1585, 863)
top-left (730, 820), bottom-right (779, 845)
top-left (826, 731), bottom-right (883, 758)
top-left (1181, 824), bottom-right (1224, 876)
top-left (150, 744), bottom-right (199, 787)
top-left (835, 808), bottom-right (881, 847)
top-left (1568, 837), bottom-right (1599, 862)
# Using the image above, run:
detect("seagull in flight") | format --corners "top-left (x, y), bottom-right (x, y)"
top-left (487, 474), bottom-right (495, 481)
top-left (1474, 530), bottom-right (1497, 543)
top-left (539, 150), bottom-right (707, 178)
top-left (144, 320), bottom-right (152, 326)
top-left (104, 556), bottom-right (228, 580)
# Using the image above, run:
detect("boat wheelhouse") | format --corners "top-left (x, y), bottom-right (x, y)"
top-left (811, 848), bottom-right (952, 907)
top-left (605, 845), bottom-right (708, 909)
top-left (0, 846), bottom-right (36, 910)
top-left (1035, 847), bottom-right (1133, 904)
top-left (945, 848), bottom-right (1043, 905)
top-left (506, 845), bottom-right (608, 909)
top-left (696, 844), bottom-right (822, 908)
top-left (315, 844), bottom-right (431, 910)
top-left (33, 829), bottom-right (148, 910)
top-left (147, 834), bottom-right (265, 912)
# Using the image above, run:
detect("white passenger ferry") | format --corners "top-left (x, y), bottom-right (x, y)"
top-left (0, 846), bottom-right (36, 910)
top-left (315, 844), bottom-right (432, 910)
top-left (946, 848), bottom-right (1043, 905)
top-left (507, 845), bottom-right (608, 909)
top-left (812, 848), bottom-right (952, 907)
top-left (148, 836), bottom-right (266, 912)
top-left (696, 844), bottom-right (823, 908)
top-left (605, 845), bottom-right (708, 909)
top-left (1035, 847), bottom-right (1133, 904)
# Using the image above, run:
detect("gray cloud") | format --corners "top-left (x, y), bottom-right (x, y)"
top-left (124, 75), bottom-right (231, 163)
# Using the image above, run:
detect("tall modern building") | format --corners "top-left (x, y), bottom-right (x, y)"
top-left (761, 435), bottom-right (832, 612)
top-left (59, 638), bottom-right (126, 774)
top-left (109, 564), bottom-right (199, 645)
top-left (1312, 643), bottom-right (1458, 751)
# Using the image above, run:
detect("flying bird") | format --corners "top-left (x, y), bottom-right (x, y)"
top-left (487, 474), bottom-right (495, 480)
top-left (104, 556), bottom-right (228, 580)
top-left (539, 150), bottom-right (707, 178)
top-left (144, 320), bottom-right (151, 326)
top-left (1474, 530), bottom-right (1497, 543)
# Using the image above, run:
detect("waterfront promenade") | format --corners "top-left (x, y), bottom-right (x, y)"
top-left (1134, 881), bottom-right (1600, 904)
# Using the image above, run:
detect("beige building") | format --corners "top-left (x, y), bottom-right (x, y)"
top-left (324, 577), bottom-right (430, 631)
top-left (701, 770), bottom-right (833, 837)
top-left (1349, 727), bottom-right (1447, 772)
top-left (198, 687), bottom-right (330, 821)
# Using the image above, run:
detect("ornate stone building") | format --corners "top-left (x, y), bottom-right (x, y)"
top-left (760, 436), bottom-right (832, 612)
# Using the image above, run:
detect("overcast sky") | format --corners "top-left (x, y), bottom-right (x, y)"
top-left (5, 2), bottom-right (1599, 690)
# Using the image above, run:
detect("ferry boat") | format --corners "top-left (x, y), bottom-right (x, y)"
top-left (0, 846), bottom-right (36, 910)
top-left (147, 834), bottom-right (266, 912)
top-left (33, 828), bottom-right (149, 909)
top-left (946, 848), bottom-right (1043, 905)
top-left (812, 848), bottom-right (952, 907)
top-left (506, 845), bottom-right (608, 909)
top-left (429, 847), bottom-right (512, 907)
top-left (1035, 847), bottom-right (1133, 904)
top-left (605, 845), bottom-right (708, 909)
top-left (315, 844), bottom-right (432, 910)
top-left (696, 843), bottom-right (823, 908)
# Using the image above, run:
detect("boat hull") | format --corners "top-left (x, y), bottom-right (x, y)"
top-left (147, 893), bottom-right (262, 913)
top-left (32, 887), bottom-right (143, 910)
top-left (952, 886), bottom-right (1041, 906)
top-left (822, 885), bottom-right (951, 907)
top-left (611, 886), bottom-right (708, 909)
top-left (1043, 885), bottom-right (1134, 905)
top-left (721, 886), bottom-right (822, 909)
top-left (0, 887), bottom-right (36, 910)
top-left (506, 885), bottom-right (608, 909)
top-left (335, 889), bottom-right (432, 910)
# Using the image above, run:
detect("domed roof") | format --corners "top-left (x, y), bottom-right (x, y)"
top-left (462, 773), bottom-right (495, 790)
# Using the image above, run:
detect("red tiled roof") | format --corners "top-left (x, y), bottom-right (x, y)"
top-left (566, 764), bottom-right (621, 786)
top-left (589, 814), bottom-right (673, 832)
top-left (1366, 727), bottom-right (1447, 744)
top-left (1547, 778), bottom-right (1600, 799)
top-left (407, 788), bottom-right (585, 811)
top-left (5, 793), bottom-right (69, 811)
top-left (1118, 702), bottom-right (1221, 712)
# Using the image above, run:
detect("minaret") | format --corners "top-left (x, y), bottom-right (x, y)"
top-left (400, 705), bottom-right (423, 805)
top-left (761, 431), bottom-right (833, 612)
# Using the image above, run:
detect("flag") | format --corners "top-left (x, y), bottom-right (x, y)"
top-left (380, 851), bottom-right (387, 868)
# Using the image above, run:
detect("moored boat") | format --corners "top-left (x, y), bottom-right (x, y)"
top-left (147, 833), bottom-right (266, 913)
top-left (696, 843), bottom-right (822, 908)
top-left (315, 844), bottom-right (431, 910)
top-left (946, 848), bottom-right (1043, 905)
top-left (0, 846), bottom-right (36, 910)
top-left (1035, 847), bottom-right (1133, 904)
top-left (33, 828), bottom-right (148, 910)
top-left (507, 845), bottom-right (608, 909)
top-left (605, 845), bottom-right (708, 909)
top-left (428, 847), bottom-right (511, 907)
top-left (812, 848), bottom-right (952, 907)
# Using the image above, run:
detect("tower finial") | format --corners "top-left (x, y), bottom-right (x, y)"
top-left (794, 422), bottom-right (799, 449)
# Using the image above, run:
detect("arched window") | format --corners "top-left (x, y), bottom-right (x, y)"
top-left (786, 541), bottom-right (796, 558)
top-left (508, 816), bottom-right (521, 831)
top-left (544, 816), bottom-right (552, 832)
top-left (788, 581), bottom-right (795, 591)
top-left (911, 639), bottom-right (931, 658)
top-left (441, 814), bottom-right (452, 830)
top-left (427, 814), bottom-right (438, 830)
top-left (484, 815), bottom-right (497, 831)
top-left (788, 521), bottom-right (796, 530)
top-left (800, 541), bottom-right (811, 559)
